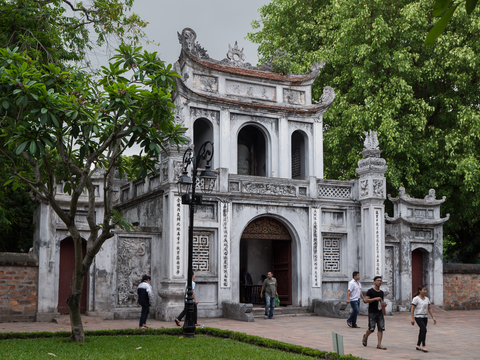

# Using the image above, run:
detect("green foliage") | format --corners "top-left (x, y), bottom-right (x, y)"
top-left (0, 44), bottom-right (186, 230)
top-left (0, 0), bottom-right (148, 63)
top-left (426, 0), bottom-right (479, 45)
top-left (0, 157), bottom-right (36, 252)
top-left (248, 0), bottom-right (480, 262)
top-left (0, 328), bottom-right (365, 359)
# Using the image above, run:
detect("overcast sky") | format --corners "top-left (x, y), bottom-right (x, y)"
top-left (87, 0), bottom-right (270, 68)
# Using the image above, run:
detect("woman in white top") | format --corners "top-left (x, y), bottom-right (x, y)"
top-left (410, 285), bottom-right (437, 352)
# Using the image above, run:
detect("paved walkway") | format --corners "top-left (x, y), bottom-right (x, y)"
top-left (1, 308), bottom-right (479, 359)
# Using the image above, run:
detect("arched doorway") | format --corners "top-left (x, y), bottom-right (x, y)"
top-left (58, 237), bottom-right (88, 314)
top-left (240, 217), bottom-right (292, 305)
top-left (237, 125), bottom-right (267, 176)
top-left (411, 248), bottom-right (425, 297)
top-left (291, 130), bottom-right (308, 179)
top-left (194, 118), bottom-right (214, 168)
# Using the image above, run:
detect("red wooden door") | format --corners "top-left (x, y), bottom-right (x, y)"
top-left (411, 249), bottom-right (424, 298)
top-left (272, 240), bottom-right (292, 305)
top-left (58, 237), bottom-right (88, 314)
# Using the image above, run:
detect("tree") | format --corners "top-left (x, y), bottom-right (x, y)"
top-left (0, 44), bottom-right (186, 341)
top-left (248, 0), bottom-right (480, 263)
top-left (426, 0), bottom-right (479, 45)
top-left (0, 0), bottom-right (149, 252)
top-left (0, 0), bottom-right (148, 63)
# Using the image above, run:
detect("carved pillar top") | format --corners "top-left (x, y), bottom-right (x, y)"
top-left (356, 130), bottom-right (387, 201)
top-left (356, 130), bottom-right (387, 178)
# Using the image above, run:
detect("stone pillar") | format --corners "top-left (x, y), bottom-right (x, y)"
top-left (356, 131), bottom-right (387, 284)
top-left (219, 108), bottom-right (231, 171)
top-left (278, 116), bottom-right (289, 178)
top-left (35, 202), bottom-right (61, 322)
top-left (312, 118), bottom-right (323, 179)
top-left (157, 150), bottom-right (189, 321)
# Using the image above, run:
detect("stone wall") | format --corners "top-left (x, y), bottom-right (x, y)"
top-left (0, 253), bottom-right (38, 322)
top-left (443, 263), bottom-right (480, 310)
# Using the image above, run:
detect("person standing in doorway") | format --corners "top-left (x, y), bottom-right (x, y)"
top-left (175, 273), bottom-right (200, 327)
top-left (346, 271), bottom-right (365, 328)
top-left (411, 284), bottom-right (437, 352)
top-left (137, 275), bottom-right (153, 329)
top-left (260, 271), bottom-right (278, 319)
top-left (362, 276), bottom-right (387, 350)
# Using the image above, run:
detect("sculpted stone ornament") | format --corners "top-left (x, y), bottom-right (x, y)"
top-left (309, 61), bottom-right (326, 73)
top-left (226, 41), bottom-right (246, 66)
top-left (364, 130), bottom-right (380, 151)
top-left (315, 86), bottom-right (335, 109)
top-left (177, 28), bottom-right (209, 59)
top-left (356, 129), bottom-right (387, 178)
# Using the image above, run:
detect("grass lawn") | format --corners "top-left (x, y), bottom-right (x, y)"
top-left (0, 334), bottom-right (320, 359)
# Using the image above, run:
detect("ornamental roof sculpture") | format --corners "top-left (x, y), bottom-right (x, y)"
top-left (386, 187), bottom-right (450, 226)
top-left (176, 27), bottom-right (326, 84)
top-left (388, 187), bottom-right (447, 206)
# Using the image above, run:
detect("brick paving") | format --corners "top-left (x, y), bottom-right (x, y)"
top-left (1, 308), bottom-right (479, 359)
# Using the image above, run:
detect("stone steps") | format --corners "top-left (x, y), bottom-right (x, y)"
top-left (251, 306), bottom-right (315, 318)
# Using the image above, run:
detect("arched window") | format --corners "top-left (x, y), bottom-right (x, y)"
top-left (237, 125), bottom-right (266, 176)
top-left (193, 118), bottom-right (213, 168)
top-left (291, 131), bottom-right (307, 179)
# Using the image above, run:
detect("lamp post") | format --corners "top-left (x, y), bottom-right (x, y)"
top-left (177, 141), bottom-right (216, 338)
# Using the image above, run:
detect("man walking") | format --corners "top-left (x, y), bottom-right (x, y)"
top-left (346, 271), bottom-right (365, 328)
top-left (362, 276), bottom-right (387, 350)
top-left (175, 272), bottom-right (200, 327)
top-left (137, 275), bottom-right (153, 329)
top-left (260, 271), bottom-right (278, 319)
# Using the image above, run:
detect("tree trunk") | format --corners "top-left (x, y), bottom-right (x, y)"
top-left (67, 292), bottom-right (85, 342)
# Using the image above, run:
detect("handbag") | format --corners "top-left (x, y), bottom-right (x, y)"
top-left (275, 296), bottom-right (280, 307)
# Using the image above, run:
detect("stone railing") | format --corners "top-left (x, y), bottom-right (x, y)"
top-left (317, 180), bottom-right (355, 200)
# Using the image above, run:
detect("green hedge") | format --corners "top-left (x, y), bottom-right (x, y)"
top-left (0, 327), bottom-right (364, 360)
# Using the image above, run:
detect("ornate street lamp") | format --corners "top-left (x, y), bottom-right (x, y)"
top-left (176, 141), bottom-right (215, 338)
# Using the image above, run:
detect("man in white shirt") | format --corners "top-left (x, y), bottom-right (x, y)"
top-left (137, 275), bottom-right (153, 329)
top-left (346, 271), bottom-right (365, 328)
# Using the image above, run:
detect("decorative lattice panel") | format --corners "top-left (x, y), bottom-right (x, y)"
top-left (193, 235), bottom-right (209, 272)
top-left (318, 186), bottom-right (351, 199)
top-left (323, 238), bottom-right (340, 272)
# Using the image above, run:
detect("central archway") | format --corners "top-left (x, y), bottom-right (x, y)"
top-left (239, 217), bottom-right (292, 305)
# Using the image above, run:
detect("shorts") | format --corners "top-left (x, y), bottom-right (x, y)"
top-left (368, 312), bottom-right (385, 332)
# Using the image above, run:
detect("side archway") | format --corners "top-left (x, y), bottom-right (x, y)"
top-left (58, 237), bottom-right (88, 314)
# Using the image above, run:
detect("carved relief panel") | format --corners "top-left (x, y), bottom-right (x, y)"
top-left (283, 89), bottom-right (306, 105)
top-left (116, 236), bottom-right (151, 307)
top-left (192, 74), bottom-right (218, 92)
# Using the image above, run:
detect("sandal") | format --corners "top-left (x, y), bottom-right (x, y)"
top-left (174, 319), bottom-right (181, 327)
top-left (362, 334), bottom-right (367, 347)
top-left (422, 348), bottom-right (429, 353)
top-left (376, 345), bottom-right (387, 350)
top-left (416, 346), bottom-right (422, 351)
